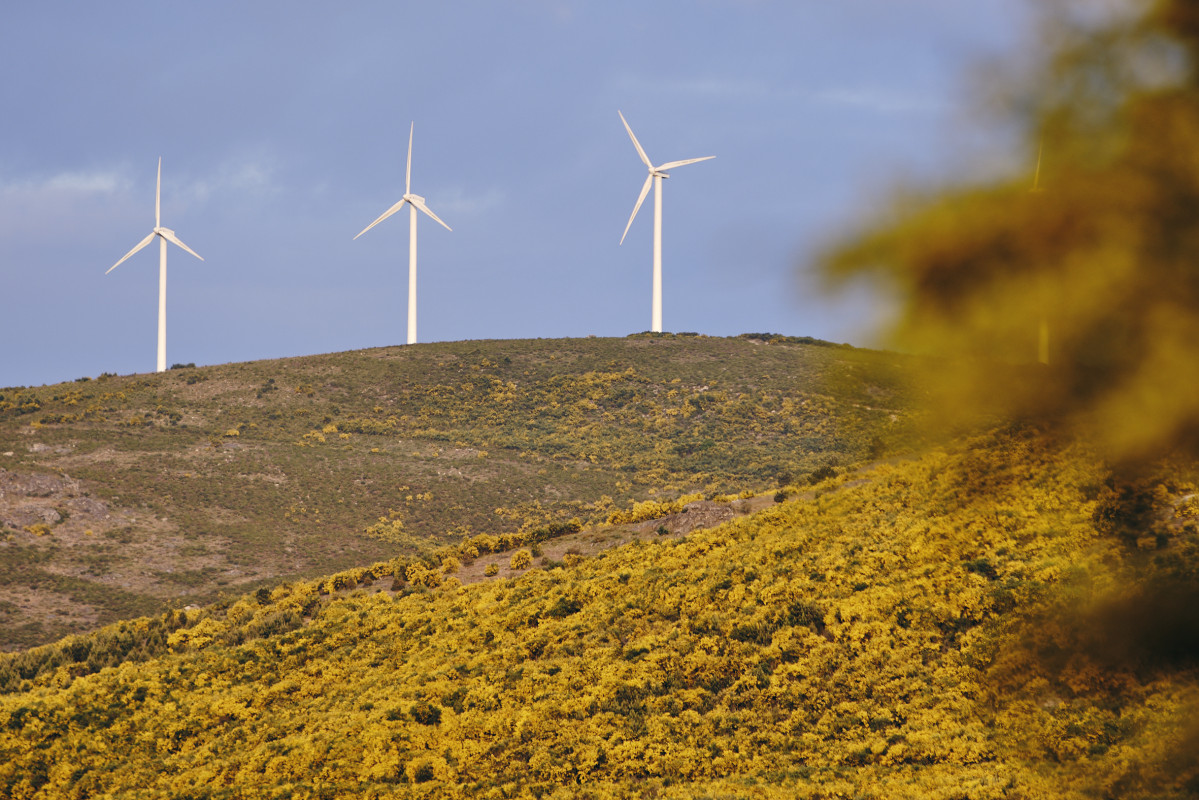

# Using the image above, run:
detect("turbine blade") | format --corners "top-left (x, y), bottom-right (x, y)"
top-left (160, 229), bottom-right (204, 261)
top-left (406, 122), bottom-right (414, 195)
top-left (410, 197), bottom-right (452, 231)
top-left (353, 198), bottom-right (409, 239)
top-left (618, 111), bottom-right (653, 168)
top-left (156, 157), bottom-right (162, 227)
top-left (657, 156), bottom-right (715, 171)
top-left (106, 232), bottom-right (156, 274)
top-left (620, 174), bottom-right (654, 245)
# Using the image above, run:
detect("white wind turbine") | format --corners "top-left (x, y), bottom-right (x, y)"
top-left (106, 158), bottom-right (204, 373)
top-left (354, 122), bottom-right (452, 346)
top-left (618, 110), bottom-right (714, 333)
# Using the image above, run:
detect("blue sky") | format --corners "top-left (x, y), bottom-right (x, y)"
top-left (0, 1), bottom-right (1031, 387)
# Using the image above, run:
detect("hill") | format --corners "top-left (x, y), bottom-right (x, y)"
top-left (0, 334), bottom-right (915, 650)
top-left (1, 429), bottom-right (1196, 798)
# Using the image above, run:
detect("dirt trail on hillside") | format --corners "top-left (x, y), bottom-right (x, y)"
top-left (448, 498), bottom-right (766, 586)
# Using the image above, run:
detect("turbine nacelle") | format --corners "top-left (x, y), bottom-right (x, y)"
top-left (617, 111), bottom-right (714, 246)
top-left (153, 226), bottom-right (204, 262)
top-left (106, 165), bottom-right (203, 275)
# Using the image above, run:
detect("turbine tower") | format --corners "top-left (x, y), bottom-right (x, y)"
top-left (618, 110), bottom-right (714, 333)
top-left (106, 158), bottom-right (204, 373)
top-left (354, 122), bottom-right (452, 346)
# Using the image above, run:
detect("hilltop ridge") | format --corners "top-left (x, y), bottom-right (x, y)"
top-left (0, 334), bottom-right (916, 650)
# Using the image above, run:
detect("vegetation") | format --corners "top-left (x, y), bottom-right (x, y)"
top-left (808, 2), bottom-right (1199, 796)
top-left (821, 0), bottom-right (1199, 468)
top-left (0, 334), bottom-right (915, 651)
top-left (8, 5), bottom-right (1199, 796)
top-left (0, 430), bottom-right (1195, 798)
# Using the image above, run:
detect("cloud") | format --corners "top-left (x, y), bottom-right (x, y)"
top-left (434, 186), bottom-right (506, 216)
top-left (615, 73), bottom-right (935, 114)
top-left (614, 73), bottom-right (769, 100)
top-left (0, 168), bottom-right (137, 239)
top-left (182, 157), bottom-right (278, 206)
top-left (655, 77), bottom-right (770, 99)
top-left (810, 87), bottom-right (943, 114)
top-left (0, 168), bottom-right (131, 200)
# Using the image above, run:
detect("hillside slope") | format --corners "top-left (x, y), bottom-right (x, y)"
top-left (2, 431), bottom-right (1195, 798)
top-left (0, 334), bottom-right (915, 650)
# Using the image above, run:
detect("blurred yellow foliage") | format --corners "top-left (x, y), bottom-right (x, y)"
top-left (821, 1), bottom-right (1199, 468)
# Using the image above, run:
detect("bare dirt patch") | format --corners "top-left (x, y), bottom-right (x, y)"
top-left (0, 465), bottom-right (270, 650)
top-left (451, 497), bottom-right (778, 587)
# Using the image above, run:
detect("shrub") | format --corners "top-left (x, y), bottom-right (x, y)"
top-left (484, 563), bottom-right (499, 577)
top-left (327, 573), bottom-right (357, 592)
top-left (963, 558), bottom-right (999, 580)
top-left (405, 564), bottom-right (442, 589)
top-left (408, 760), bottom-right (437, 783)
top-left (545, 597), bottom-right (583, 618)
top-left (510, 550), bottom-right (533, 570)
top-left (468, 534), bottom-right (500, 554)
top-left (606, 493), bottom-right (703, 525)
top-left (411, 700), bottom-right (441, 726)
top-left (337, 418), bottom-right (395, 435)
top-left (441, 556), bottom-right (461, 575)
top-left (364, 514), bottom-right (405, 543)
top-left (808, 465), bottom-right (838, 485)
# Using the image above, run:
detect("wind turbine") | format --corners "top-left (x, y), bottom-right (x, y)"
top-left (354, 122), bottom-right (452, 346)
top-left (106, 158), bottom-right (203, 373)
top-left (617, 110), bottom-right (714, 333)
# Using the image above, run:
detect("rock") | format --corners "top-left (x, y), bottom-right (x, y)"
top-left (69, 496), bottom-right (109, 518)
top-left (1, 505), bottom-right (61, 528)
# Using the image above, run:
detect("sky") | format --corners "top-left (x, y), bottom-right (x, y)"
top-left (0, 1), bottom-right (1033, 388)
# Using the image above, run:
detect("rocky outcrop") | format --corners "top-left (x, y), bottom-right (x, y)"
top-left (0, 467), bottom-right (107, 531)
